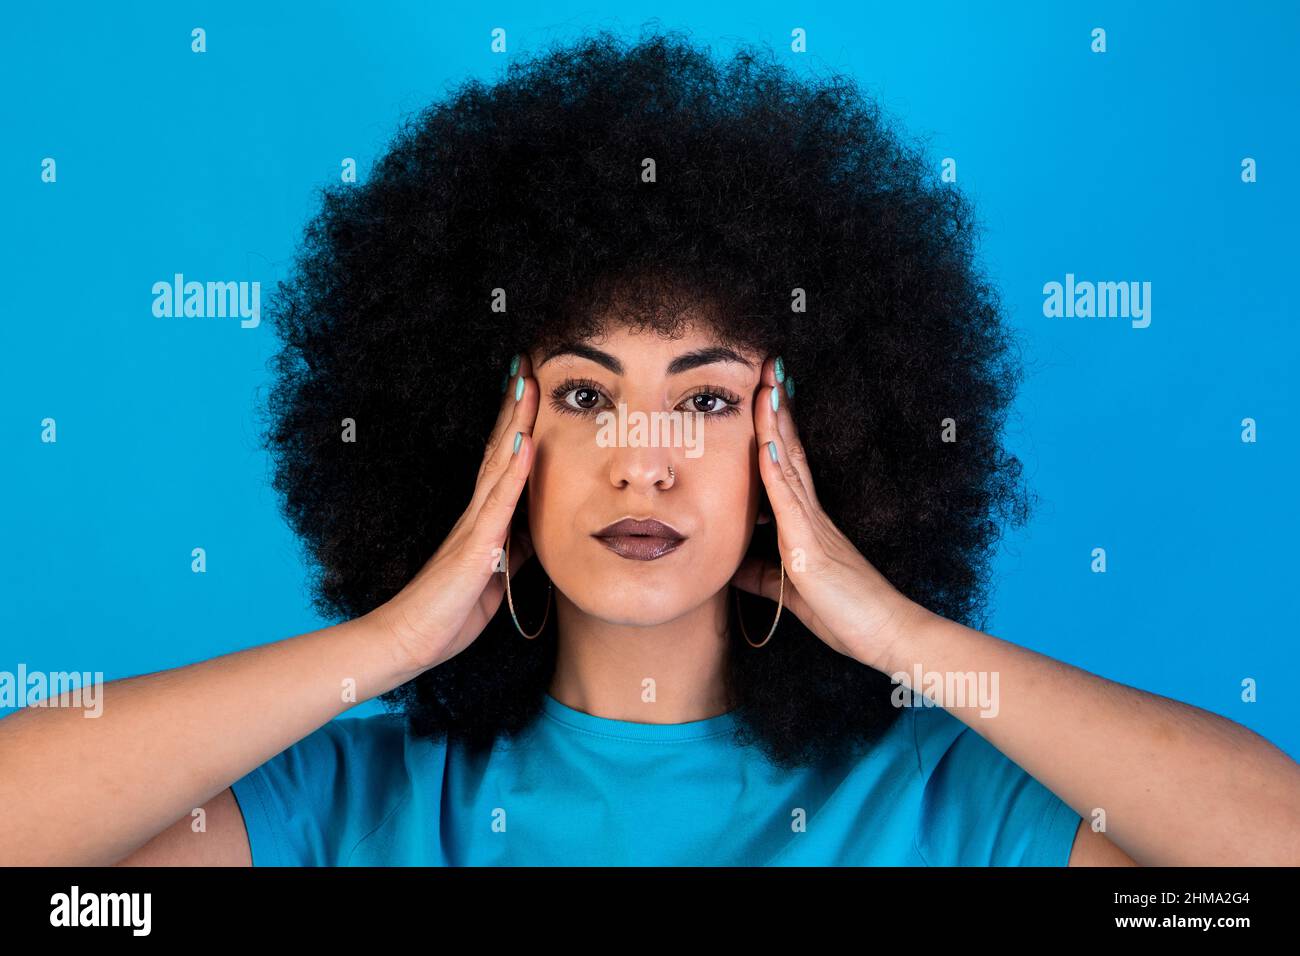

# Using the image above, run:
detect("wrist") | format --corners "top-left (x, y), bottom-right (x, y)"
top-left (362, 603), bottom-right (441, 685)
top-left (859, 593), bottom-right (935, 674)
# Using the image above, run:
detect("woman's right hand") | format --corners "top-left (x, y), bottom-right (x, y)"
top-left (367, 351), bottom-right (541, 673)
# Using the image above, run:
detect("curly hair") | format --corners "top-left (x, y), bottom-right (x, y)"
top-left (259, 27), bottom-right (1034, 770)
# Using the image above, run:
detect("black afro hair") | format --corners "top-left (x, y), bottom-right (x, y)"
top-left (259, 27), bottom-right (1034, 770)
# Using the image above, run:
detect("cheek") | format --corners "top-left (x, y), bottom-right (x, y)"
top-left (525, 422), bottom-right (585, 533)
top-left (693, 427), bottom-right (761, 516)
top-left (688, 437), bottom-right (762, 574)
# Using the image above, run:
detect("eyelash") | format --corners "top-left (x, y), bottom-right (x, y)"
top-left (548, 377), bottom-right (744, 419)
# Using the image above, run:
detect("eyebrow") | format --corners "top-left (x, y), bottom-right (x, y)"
top-left (537, 343), bottom-right (754, 376)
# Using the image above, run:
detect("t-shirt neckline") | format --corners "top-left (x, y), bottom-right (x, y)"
top-left (541, 692), bottom-right (738, 741)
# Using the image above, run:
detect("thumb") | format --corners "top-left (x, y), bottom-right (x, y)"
top-left (507, 520), bottom-right (536, 577)
top-left (730, 555), bottom-right (776, 600)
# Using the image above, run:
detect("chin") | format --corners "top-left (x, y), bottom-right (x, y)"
top-left (564, 579), bottom-right (702, 627)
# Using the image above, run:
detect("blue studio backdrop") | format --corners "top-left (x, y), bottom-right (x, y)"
top-left (2, 2), bottom-right (1296, 759)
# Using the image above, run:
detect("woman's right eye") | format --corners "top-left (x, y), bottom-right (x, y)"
top-left (564, 386), bottom-right (605, 410)
top-left (549, 378), bottom-right (611, 416)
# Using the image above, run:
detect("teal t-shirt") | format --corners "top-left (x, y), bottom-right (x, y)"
top-left (229, 693), bottom-right (1082, 866)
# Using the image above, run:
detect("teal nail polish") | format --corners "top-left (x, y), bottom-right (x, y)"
top-left (785, 376), bottom-right (795, 398)
top-left (767, 440), bottom-right (778, 462)
top-left (770, 385), bottom-right (780, 412)
top-left (513, 431), bottom-right (522, 454)
top-left (774, 356), bottom-right (785, 383)
top-left (509, 353), bottom-right (520, 376)
top-left (514, 375), bottom-right (525, 401)
top-left (501, 372), bottom-right (509, 394)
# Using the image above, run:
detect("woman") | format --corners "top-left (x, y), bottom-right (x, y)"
top-left (3, 30), bottom-right (1296, 867)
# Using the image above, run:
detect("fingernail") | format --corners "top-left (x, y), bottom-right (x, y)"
top-left (514, 375), bottom-right (525, 401)
top-left (774, 356), bottom-right (785, 383)
top-left (770, 385), bottom-right (780, 412)
top-left (509, 353), bottom-right (521, 376)
top-left (513, 431), bottom-right (522, 454)
top-left (784, 376), bottom-right (795, 398)
top-left (767, 440), bottom-right (778, 462)
top-left (501, 372), bottom-right (509, 394)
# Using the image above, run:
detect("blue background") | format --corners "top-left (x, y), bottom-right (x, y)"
top-left (2, 2), bottom-right (1295, 758)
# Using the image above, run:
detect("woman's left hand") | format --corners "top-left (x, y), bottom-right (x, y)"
top-left (729, 356), bottom-right (926, 668)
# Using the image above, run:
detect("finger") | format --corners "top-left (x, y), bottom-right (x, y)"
top-left (478, 351), bottom-right (525, 482)
top-left (472, 351), bottom-right (538, 516)
top-left (767, 355), bottom-right (821, 509)
top-left (756, 358), bottom-right (814, 526)
top-left (477, 351), bottom-right (531, 481)
top-left (472, 422), bottom-right (535, 565)
top-left (759, 356), bottom-right (821, 509)
top-left (756, 407), bottom-right (815, 560)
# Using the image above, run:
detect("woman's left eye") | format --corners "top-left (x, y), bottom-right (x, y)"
top-left (680, 392), bottom-right (740, 416)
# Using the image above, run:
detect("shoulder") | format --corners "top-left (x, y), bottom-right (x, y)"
top-left (906, 703), bottom-right (1082, 866)
top-left (908, 701), bottom-right (967, 772)
top-left (272, 711), bottom-right (413, 776)
top-left (302, 710), bottom-right (446, 795)
top-left (231, 710), bottom-right (441, 866)
top-left (312, 710), bottom-right (412, 757)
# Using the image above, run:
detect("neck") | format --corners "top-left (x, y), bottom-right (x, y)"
top-left (547, 588), bottom-right (733, 724)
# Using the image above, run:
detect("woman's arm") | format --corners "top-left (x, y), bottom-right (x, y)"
top-left (0, 611), bottom-right (425, 866)
top-left (113, 787), bottom-right (251, 866)
top-left (1, 352), bottom-right (542, 867)
top-left (738, 355), bottom-right (1300, 866)
top-left (871, 606), bottom-right (1300, 866)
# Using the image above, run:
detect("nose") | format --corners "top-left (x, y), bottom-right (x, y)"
top-left (608, 444), bottom-right (676, 492)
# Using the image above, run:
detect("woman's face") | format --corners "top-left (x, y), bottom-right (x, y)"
top-left (525, 319), bottom-right (768, 626)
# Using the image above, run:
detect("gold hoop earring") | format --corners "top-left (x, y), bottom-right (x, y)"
top-left (734, 558), bottom-right (784, 648)
top-left (504, 534), bottom-right (552, 639)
